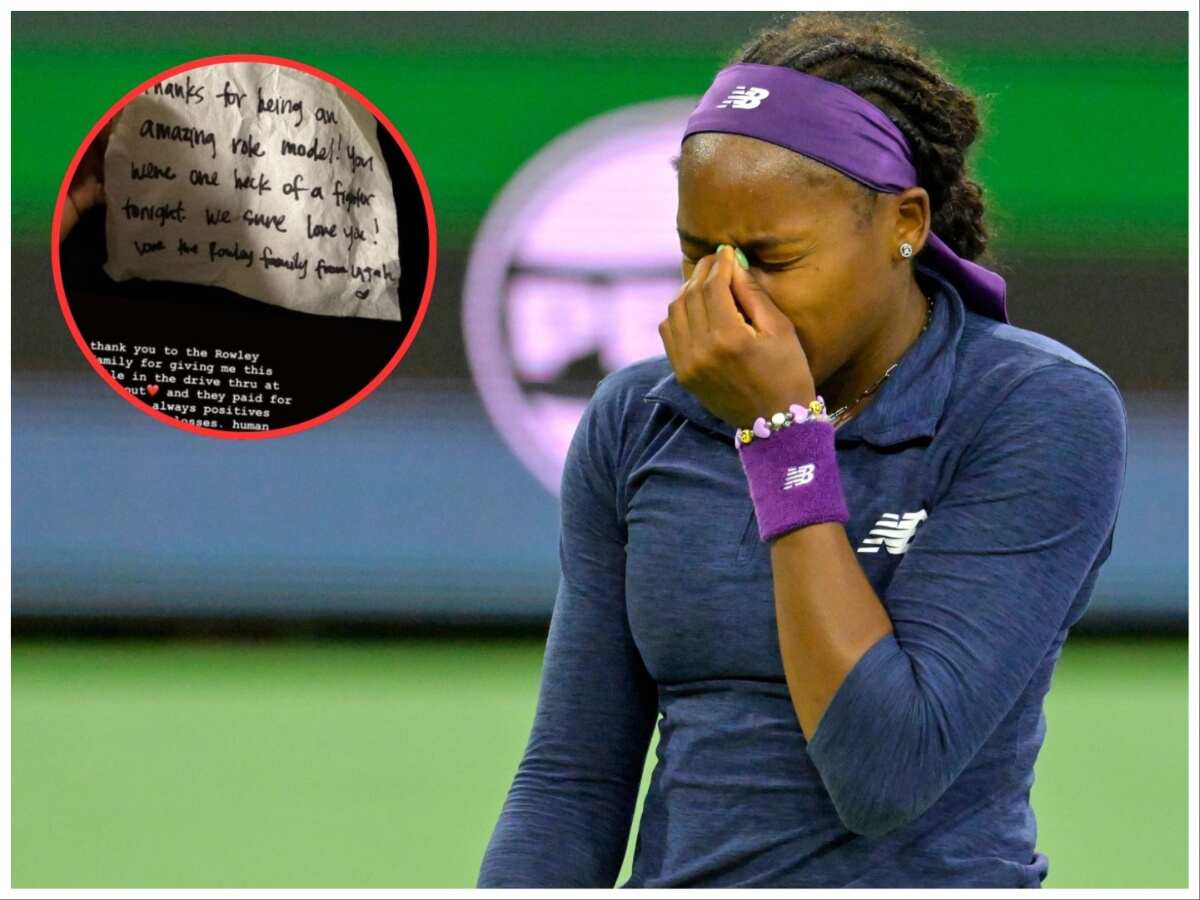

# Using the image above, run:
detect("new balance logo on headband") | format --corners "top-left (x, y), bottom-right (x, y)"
top-left (857, 510), bottom-right (928, 555)
top-left (718, 86), bottom-right (770, 109)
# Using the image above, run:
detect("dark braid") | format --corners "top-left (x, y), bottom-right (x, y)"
top-left (728, 12), bottom-right (996, 263)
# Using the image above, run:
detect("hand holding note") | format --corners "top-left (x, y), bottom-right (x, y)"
top-left (61, 119), bottom-right (114, 243)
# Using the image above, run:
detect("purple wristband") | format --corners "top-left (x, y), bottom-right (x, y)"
top-left (736, 417), bottom-right (849, 541)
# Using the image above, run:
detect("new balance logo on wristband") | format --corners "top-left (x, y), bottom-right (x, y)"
top-left (857, 510), bottom-right (928, 554)
top-left (783, 464), bottom-right (815, 490)
top-left (718, 86), bottom-right (770, 109)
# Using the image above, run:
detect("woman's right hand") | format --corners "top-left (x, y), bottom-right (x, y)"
top-left (59, 114), bottom-right (116, 243)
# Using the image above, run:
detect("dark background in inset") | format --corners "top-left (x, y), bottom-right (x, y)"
top-left (57, 118), bottom-right (429, 429)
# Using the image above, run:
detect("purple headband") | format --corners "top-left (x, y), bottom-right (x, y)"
top-left (682, 62), bottom-right (1009, 323)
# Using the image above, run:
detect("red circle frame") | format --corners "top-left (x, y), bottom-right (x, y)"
top-left (50, 52), bottom-right (438, 440)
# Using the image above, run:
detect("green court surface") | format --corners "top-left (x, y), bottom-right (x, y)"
top-left (10, 635), bottom-right (1189, 888)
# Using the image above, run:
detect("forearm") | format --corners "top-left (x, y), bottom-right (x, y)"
top-left (769, 521), bottom-right (894, 740)
top-left (741, 367), bottom-right (1127, 838)
top-left (478, 766), bottom-right (642, 887)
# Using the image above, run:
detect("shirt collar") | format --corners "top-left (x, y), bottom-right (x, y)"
top-left (641, 261), bottom-right (965, 447)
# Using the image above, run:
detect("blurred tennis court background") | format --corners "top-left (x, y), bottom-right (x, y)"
top-left (10, 11), bottom-right (1190, 888)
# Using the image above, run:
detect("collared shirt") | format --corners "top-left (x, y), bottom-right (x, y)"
top-left (477, 261), bottom-right (1128, 888)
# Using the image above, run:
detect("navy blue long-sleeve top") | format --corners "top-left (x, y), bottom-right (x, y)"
top-left (477, 262), bottom-right (1128, 888)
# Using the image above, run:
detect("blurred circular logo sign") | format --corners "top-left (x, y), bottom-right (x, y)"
top-left (463, 99), bottom-right (694, 495)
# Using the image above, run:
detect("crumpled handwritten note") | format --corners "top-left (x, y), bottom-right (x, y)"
top-left (103, 61), bottom-right (403, 321)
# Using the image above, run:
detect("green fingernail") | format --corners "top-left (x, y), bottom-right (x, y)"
top-left (733, 247), bottom-right (750, 270)
top-left (715, 243), bottom-right (730, 256)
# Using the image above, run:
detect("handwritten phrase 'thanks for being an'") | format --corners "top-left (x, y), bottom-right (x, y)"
top-left (151, 77), bottom-right (346, 130)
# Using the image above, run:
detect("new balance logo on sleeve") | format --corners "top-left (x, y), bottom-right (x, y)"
top-left (718, 86), bottom-right (770, 109)
top-left (857, 509), bottom-right (928, 554)
top-left (783, 464), bottom-right (815, 490)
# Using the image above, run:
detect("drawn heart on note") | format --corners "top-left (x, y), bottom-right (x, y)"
top-left (355, 289), bottom-right (369, 300)
top-left (147, 384), bottom-right (159, 397)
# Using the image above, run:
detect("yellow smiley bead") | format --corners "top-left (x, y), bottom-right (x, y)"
top-left (738, 429), bottom-right (754, 444)
top-left (808, 400), bottom-right (824, 415)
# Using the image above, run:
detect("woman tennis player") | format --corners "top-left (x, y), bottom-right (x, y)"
top-left (478, 13), bottom-right (1127, 889)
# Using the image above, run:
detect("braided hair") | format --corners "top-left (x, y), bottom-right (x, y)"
top-left (683, 12), bottom-right (997, 264)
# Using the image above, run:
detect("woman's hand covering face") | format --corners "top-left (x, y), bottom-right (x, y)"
top-left (659, 244), bottom-right (817, 428)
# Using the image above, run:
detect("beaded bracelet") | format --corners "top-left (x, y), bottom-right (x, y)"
top-left (733, 396), bottom-right (831, 448)
top-left (733, 394), bottom-right (849, 541)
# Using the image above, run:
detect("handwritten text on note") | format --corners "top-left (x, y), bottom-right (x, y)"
top-left (103, 61), bottom-right (403, 322)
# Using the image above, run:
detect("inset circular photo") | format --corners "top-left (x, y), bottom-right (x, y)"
top-left (52, 54), bottom-right (436, 437)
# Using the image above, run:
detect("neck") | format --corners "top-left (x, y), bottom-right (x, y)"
top-left (817, 277), bottom-right (930, 420)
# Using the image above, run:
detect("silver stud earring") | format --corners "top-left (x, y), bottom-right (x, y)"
top-left (899, 242), bottom-right (913, 258)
